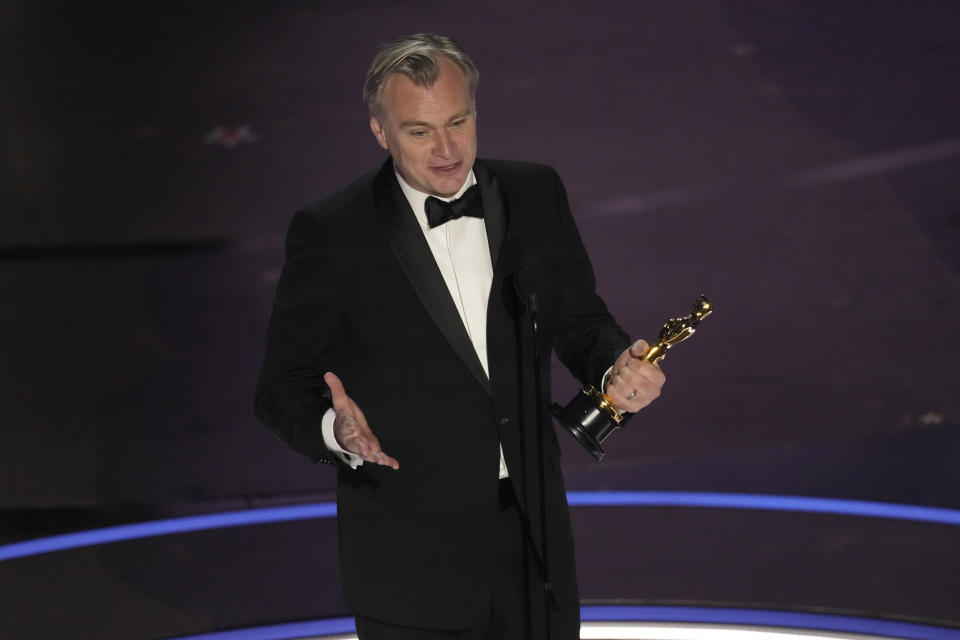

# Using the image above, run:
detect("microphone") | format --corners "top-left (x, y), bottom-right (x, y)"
top-left (515, 257), bottom-right (544, 317)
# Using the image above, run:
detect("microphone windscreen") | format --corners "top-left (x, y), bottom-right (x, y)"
top-left (515, 257), bottom-right (544, 301)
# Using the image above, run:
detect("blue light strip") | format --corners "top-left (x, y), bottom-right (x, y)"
top-left (566, 491), bottom-right (960, 525)
top-left (167, 617), bottom-right (355, 640)
top-left (3, 492), bottom-right (960, 562)
top-left (0, 502), bottom-right (336, 562)
top-left (162, 607), bottom-right (960, 640)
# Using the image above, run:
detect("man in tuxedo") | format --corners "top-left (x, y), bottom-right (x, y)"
top-left (255, 33), bottom-right (665, 640)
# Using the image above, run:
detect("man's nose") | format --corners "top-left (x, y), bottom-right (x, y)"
top-left (433, 130), bottom-right (454, 157)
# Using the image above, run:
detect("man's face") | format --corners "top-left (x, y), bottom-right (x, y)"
top-left (370, 57), bottom-right (477, 198)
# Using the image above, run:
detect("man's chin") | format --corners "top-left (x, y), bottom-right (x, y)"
top-left (427, 172), bottom-right (470, 198)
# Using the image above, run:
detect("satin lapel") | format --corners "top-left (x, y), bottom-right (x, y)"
top-left (474, 161), bottom-right (507, 270)
top-left (372, 161), bottom-right (491, 395)
top-left (477, 159), bottom-right (522, 407)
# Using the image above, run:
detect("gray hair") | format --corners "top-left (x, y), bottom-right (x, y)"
top-left (363, 33), bottom-right (479, 120)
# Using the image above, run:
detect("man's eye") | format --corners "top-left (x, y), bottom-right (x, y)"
top-left (451, 120), bottom-right (465, 127)
top-left (411, 130), bottom-right (427, 138)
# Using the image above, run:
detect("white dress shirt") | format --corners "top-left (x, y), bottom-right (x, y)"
top-left (321, 169), bottom-right (510, 479)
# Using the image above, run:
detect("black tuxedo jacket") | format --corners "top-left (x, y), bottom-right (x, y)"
top-left (255, 158), bottom-right (630, 629)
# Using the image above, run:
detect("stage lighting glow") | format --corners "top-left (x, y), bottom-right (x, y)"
top-left (2, 492), bottom-right (960, 562)
top-left (160, 608), bottom-right (960, 640)
top-left (580, 624), bottom-right (867, 639)
top-left (167, 616), bottom-right (355, 640)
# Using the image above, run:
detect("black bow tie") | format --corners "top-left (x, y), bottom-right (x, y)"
top-left (425, 184), bottom-right (484, 228)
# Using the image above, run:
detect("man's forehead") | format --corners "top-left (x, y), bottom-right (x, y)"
top-left (380, 63), bottom-right (471, 119)
top-left (383, 70), bottom-right (433, 94)
top-left (384, 58), bottom-right (465, 92)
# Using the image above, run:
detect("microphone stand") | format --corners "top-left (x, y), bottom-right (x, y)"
top-left (525, 291), bottom-right (552, 640)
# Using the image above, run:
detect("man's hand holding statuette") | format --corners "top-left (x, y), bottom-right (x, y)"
top-left (604, 339), bottom-right (666, 413)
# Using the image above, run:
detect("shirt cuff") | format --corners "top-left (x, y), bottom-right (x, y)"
top-left (321, 408), bottom-right (364, 469)
top-left (601, 365), bottom-right (614, 393)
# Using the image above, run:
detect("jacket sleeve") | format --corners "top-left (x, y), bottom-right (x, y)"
top-left (548, 169), bottom-right (631, 387)
top-left (254, 209), bottom-right (343, 466)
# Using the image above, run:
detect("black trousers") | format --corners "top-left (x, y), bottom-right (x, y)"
top-left (355, 481), bottom-right (580, 640)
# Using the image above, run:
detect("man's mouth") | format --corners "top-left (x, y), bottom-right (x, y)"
top-left (432, 162), bottom-right (461, 173)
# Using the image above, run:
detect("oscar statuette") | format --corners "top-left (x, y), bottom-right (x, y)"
top-left (551, 295), bottom-right (713, 461)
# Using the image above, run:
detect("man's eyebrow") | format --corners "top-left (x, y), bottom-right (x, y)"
top-left (399, 112), bottom-right (473, 129)
top-left (400, 120), bottom-right (432, 129)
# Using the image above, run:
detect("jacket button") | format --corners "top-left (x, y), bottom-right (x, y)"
top-left (498, 416), bottom-right (511, 426)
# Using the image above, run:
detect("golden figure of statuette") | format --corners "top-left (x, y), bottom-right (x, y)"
top-left (551, 295), bottom-right (713, 461)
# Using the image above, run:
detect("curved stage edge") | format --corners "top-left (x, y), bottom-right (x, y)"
top-left (165, 607), bottom-right (960, 640)
top-left (3, 491), bottom-right (960, 562)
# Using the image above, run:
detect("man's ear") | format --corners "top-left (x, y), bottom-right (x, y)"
top-left (370, 116), bottom-right (389, 150)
